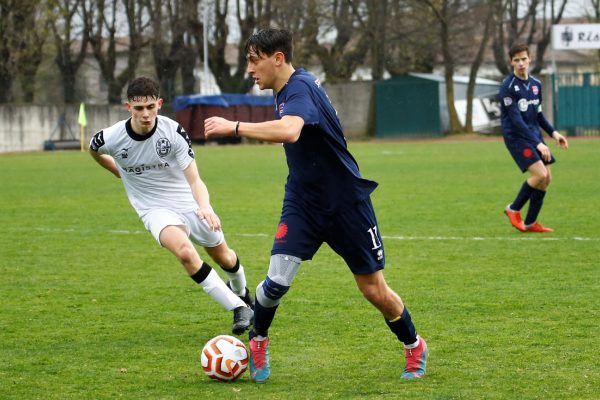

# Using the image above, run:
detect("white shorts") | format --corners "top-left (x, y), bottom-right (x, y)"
top-left (141, 209), bottom-right (224, 248)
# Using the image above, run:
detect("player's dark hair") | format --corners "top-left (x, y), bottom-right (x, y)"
top-left (127, 77), bottom-right (160, 101)
top-left (509, 43), bottom-right (529, 59)
top-left (245, 28), bottom-right (293, 63)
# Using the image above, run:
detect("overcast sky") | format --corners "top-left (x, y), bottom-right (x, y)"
top-left (557, 0), bottom-right (597, 17)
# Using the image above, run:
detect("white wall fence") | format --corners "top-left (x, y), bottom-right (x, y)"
top-left (0, 105), bottom-right (130, 153)
top-left (0, 82), bottom-right (373, 153)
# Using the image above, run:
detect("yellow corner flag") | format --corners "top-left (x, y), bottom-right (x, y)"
top-left (78, 102), bottom-right (87, 151)
top-left (78, 102), bottom-right (87, 127)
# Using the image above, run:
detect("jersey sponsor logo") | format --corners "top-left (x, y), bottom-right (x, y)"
top-left (532, 85), bottom-right (539, 95)
top-left (155, 138), bottom-right (172, 157)
top-left (503, 97), bottom-right (513, 106)
top-left (523, 148), bottom-right (534, 158)
top-left (518, 98), bottom-right (539, 112)
top-left (121, 162), bottom-right (171, 175)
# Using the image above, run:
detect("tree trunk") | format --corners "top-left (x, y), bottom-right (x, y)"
top-left (0, 72), bottom-right (13, 103)
top-left (60, 65), bottom-right (78, 104)
top-left (466, 3), bottom-right (493, 132)
top-left (440, 5), bottom-right (463, 134)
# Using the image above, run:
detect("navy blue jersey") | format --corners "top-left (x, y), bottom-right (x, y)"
top-left (275, 68), bottom-right (378, 213)
top-left (499, 73), bottom-right (555, 145)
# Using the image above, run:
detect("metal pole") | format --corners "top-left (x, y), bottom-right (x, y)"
top-left (551, 25), bottom-right (559, 130)
top-left (203, 1), bottom-right (209, 94)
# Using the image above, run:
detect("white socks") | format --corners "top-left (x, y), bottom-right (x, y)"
top-left (200, 269), bottom-right (245, 310)
top-left (223, 265), bottom-right (247, 296)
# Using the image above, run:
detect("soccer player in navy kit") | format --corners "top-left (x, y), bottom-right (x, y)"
top-left (204, 28), bottom-right (427, 382)
top-left (499, 43), bottom-right (568, 232)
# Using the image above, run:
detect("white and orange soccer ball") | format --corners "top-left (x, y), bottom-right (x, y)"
top-left (201, 335), bottom-right (249, 382)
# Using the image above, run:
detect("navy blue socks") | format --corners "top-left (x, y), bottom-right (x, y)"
top-left (385, 307), bottom-right (418, 346)
top-left (525, 188), bottom-right (546, 225)
top-left (511, 181), bottom-right (534, 211)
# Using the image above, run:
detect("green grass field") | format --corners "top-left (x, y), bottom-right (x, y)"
top-left (1, 137), bottom-right (598, 399)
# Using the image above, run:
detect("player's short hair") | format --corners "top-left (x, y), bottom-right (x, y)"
top-left (245, 28), bottom-right (293, 63)
top-left (509, 43), bottom-right (529, 59)
top-left (127, 77), bottom-right (160, 102)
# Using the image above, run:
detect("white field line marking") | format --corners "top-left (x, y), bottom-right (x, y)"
top-left (382, 235), bottom-right (597, 241)
top-left (30, 227), bottom-right (598, 241)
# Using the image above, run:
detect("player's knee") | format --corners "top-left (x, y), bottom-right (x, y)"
top-left (255, 254), bottom-right (301, 307)
top-left (530, 173), bottom-right (548, 189)
top-left (213, 249), bottom-right (237, 270)
top-left (175, 242), bottom-right (198, 267)
top-left (537, 173), bottom-right (551, 190)
top-left (545, 173), bottom-right (552, 187)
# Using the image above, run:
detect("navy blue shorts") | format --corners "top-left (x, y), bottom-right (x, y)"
top-left (505, 138), bottom-right (555, 172)
top-left (271, 197), bottom-right (385, 275)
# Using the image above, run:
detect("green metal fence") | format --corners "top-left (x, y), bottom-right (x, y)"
top-left (553, 72), bottom-right (600, 136)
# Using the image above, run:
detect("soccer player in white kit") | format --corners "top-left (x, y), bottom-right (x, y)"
top-left (89, 77), bottom-right (253, 335)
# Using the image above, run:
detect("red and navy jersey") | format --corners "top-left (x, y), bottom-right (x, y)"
top-left (275, 68), bottom-right (378, 214)
top-left (499, 73), bottom-right (555, 145)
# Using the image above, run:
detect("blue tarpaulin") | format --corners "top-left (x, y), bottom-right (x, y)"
top-left (173, 93), bottom-right (274, 112)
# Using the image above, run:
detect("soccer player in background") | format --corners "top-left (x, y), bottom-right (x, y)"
top-left (204, 28), bottom-right (428, 383)
top-left (89, 77), bottom-right (254, 335)
top-left (499, 43), bottom-right (568, 232)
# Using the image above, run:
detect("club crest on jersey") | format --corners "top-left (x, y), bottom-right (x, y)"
top-left (503, 97), bottom-right (512, 106)
top-left (275, 222), bottom-right (288, 243)
top-left (532, 85), bottom-right (539, 95)
top-left (155, 138), bottom-right (172, 157)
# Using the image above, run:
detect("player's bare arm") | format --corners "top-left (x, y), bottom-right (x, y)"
top-left (183, 160), bottom-right (221, 231)
top-left (89, 149), bottom-right (121, 178)
top-left (204, 115), bottom-right (304, 144)
top-left (552, 131), bottom-right (569, 149)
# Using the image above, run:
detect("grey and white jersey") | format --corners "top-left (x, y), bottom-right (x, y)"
top-left (90, 116), bottom-right (198, 217)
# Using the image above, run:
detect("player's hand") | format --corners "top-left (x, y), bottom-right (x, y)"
top-left (553, 131), bottom-right (569, 150)
top-left (197, 206), bottom-right (222, 232)
top-left (204, 117), bottom-right (236, 139)
top-left (536, 142), bottom-right (552, 162)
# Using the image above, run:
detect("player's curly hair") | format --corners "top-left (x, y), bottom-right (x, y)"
top-left (245, 28), bottom-right (293, 63)
top-left (127, 77), bottom-right (160, 102)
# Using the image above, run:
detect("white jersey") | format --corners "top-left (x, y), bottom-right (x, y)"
top-left (90, 116), bottom-right (198, 217)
